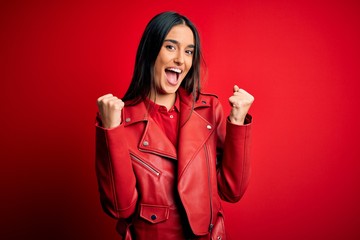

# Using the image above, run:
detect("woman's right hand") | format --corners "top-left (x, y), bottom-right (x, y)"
top-left (97, 94), bottom-right (124, 129)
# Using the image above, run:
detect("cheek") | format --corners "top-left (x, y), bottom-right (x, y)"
top-left (154, 60), bottom-right (163, 79)
top-left (154, 68), bottom-right (162, 84)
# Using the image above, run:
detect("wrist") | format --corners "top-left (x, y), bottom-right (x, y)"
top-left (228, 116), bottom-right (245, 125)
top-left (103, 120), bottom-right (121, 129)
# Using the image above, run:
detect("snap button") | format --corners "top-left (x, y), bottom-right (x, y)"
top-left (143, 141), bottom-right (149, 146)
top-left (125, 117), bottom-right (131, 123)
top-left (170, 115), bottom-right (174, 119)
top-left (202, 100), bottom-right (206, 104)
top-left (217, 236), bottom-right (222, 240)
top-left (206, 125), bottom-right (212, 130)
top-left (151, 214), bottom-right (157, 220)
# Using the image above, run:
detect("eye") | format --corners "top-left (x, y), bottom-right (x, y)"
top-left (165, 45), bottom-right (176, 51)
top-left (185, 49), bottom-right (194, 55)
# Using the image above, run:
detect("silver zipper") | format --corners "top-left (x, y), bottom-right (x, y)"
top-left (204, 143), bottom-right (214, 233)
top-left (130, 153), bottom-right (160, 177)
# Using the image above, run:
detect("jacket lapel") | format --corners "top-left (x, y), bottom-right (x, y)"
top-left (123, 101), bottom-right (177, 160)
top-left (139, 120), bottom-right (177, 159)
top-left (177, 90), bottom-right (214, 178)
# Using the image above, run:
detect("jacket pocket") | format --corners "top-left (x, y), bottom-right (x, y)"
top-left (139, 203), bottom-right (170, 224)
top-left (130, 153), bottom-right (161, 177)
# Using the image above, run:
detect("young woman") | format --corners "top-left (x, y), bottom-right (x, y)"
top-left (96, 11), bottom-right (254, 240)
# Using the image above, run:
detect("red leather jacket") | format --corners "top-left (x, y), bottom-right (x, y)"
top-left (95, 88), bottom-right (252, 240)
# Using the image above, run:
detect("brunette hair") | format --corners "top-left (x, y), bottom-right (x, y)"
top-left (122, 11), bottom-right (202, 104)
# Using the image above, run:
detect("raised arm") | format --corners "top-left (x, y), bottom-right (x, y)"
top-left (95, 94), bottom-right (138, 219)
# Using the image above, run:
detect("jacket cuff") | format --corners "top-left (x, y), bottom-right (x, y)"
top-left (95, 112), bottom-right (123, 131)
top-left (227, 114), bottom-right (252, 125)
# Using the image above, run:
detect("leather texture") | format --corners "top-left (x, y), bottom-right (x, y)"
top-left (96, 88), bottom-right (252, 240)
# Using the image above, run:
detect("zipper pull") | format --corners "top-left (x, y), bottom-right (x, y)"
top-left (209, 223), bottom-right (214, 233)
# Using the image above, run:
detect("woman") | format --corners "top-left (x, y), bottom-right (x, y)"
top-left (96, 11), bottom-right (254, 240)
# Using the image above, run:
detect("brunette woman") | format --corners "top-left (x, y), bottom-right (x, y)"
top-left (96, 11), bottom-right (254, 240)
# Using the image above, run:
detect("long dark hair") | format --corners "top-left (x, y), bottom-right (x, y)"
top-left (122, 11), bottom-right (203, 104)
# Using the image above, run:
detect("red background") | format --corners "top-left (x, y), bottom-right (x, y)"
top-left (1, 0), bottom-right (360, 239)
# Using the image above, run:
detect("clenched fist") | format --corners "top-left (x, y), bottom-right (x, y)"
top-left (97, 94), bottom-right (124, 129)
top-left (228, 85), bottom-right (254, 125)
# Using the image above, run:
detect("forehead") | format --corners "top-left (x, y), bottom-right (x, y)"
top-left (165, 25), bottom-right (195, 46)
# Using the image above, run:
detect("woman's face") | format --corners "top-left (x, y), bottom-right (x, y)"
top-left (153, 24), bottom-right (195, 99)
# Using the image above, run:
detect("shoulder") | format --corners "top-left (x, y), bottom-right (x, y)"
top-left (194, 92), bottom-right (224, 124)
top-left (177, 87), bottom-right (221, 108)
top-left (197, 91), bottom-right (220, 106)
top-left (191, 92), bottom-right (223, 120)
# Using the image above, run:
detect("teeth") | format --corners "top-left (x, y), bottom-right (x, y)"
top-left (167, 68), bottom-right (182, 74)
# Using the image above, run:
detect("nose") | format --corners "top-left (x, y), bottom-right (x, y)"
top-left (174, 51), bottom-right (184, 65)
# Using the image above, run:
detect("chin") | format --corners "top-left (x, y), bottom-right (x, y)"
top-left (163, 83), bottom-right (181, 93)
top-left (163, 88), bottom-right (178, 95)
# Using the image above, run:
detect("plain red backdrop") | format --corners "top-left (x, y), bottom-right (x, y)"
top-left (1, 0), bottom-right (360, 239)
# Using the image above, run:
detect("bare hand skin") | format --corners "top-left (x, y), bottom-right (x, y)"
top-left (97, 94), bottom-right (124, 129)
top-left (228, 85), bottom-right (255, 125)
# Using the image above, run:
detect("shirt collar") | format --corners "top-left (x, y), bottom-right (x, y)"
top-left (145, 92), bottom-right (180, 114)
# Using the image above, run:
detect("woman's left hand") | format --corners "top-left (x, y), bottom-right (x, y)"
top-left (228, 85), bottom-right (254, 125)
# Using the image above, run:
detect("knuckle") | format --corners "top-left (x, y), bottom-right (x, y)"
top-left (97, 94), bottom-right (112, 102)
top-left (108, 100), bottom-right (116, 107)
top-left (97, 97), bottom-right (104, 104)
top-left (109, 99), bottom-right (123, 110)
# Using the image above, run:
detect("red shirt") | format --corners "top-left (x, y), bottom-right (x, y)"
top-left (146, 95), bottom-right (180, 147)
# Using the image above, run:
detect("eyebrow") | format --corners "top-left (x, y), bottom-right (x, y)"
top-left (164, 39), bottom-right (195, 49)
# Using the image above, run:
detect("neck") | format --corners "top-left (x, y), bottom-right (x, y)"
top-left (149, 92), bottom-right (176, 110)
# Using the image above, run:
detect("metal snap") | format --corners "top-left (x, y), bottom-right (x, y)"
top-left (206, 125), bottom-right (212, 130)
top-left (143, 141), bottom-right (149, 146)
top-left (125, 117), bottom-right (131, 123)
top-left (151, 214), bottom-right (157, 220)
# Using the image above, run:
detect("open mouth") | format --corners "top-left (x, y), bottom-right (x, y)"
top-left (165, 67), bottom-right (182, 85)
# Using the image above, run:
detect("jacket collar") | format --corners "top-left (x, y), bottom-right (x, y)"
top-left (122, 88), bottom-right (210, 126)
top-left (122, 88), bottom-right (214, 167)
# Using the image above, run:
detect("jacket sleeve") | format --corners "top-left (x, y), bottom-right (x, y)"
top-left (215, 101), bottom-right (252, 203)
top-left (95, 116), bottom-right (138, 219)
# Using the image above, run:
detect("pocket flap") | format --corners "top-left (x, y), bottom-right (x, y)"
top-left (140, 204), bottom-right (170, 224)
